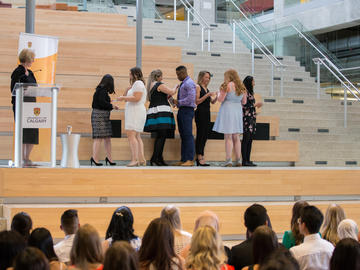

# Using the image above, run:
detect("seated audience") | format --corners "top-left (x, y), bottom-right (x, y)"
top-left (161, 205), bottom-right (192, 255)
top-left (259, 248), bottom-right (299, 270)
top-left (28, 228), bottom-right (66, 270)
top-left (337, 219), bottom-right (359, 241)
top-left (186, 225), bottom-right (233, 270)
top-left (11, 212), bottom-right (33, 242)
top-left (0, 230), bottom-right (26, 270)
top-left (14, 247), bottom-right (50, 270)
top-left (54, 209), bottom-right (80, 264)
top-left (139, 218), bottom-right (183, 270)
top-left (229, 204), bottom-right (268, 270)
top-left (103, 241), bottom-right (139, 270)
top-left (242, 226), bottom-right (279, 270)
top-left (320, 204), bottom-right (346, 246)
top-left (329, 238), bottom-right (360, 270)
top-left (290, 205), bottom-right (334, 270)
top-left (70, 224), bottom-right (103, 270)
top-left (282, 201), bottom-right (309, 249)
top-left (103, 206), bottom-right (141, 252)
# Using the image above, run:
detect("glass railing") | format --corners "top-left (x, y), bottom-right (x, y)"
top-left (56, 0), bottom-right (118, 13)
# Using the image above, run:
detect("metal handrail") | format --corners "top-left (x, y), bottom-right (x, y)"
top-left (228, 0), bottom-right (261, 33)
top-left (340, 66), bottom-right (360, 72)
top-left (180, 0), bottom-right (211, 29)
top-left (150, 0), bottom-right (164, 19)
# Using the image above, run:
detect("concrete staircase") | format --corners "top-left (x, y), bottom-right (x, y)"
top-left (118, 7), bottom-right (360, 167)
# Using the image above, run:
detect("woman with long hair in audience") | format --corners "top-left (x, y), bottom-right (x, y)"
top-left (103, 241), bottom-right (139, 270)
top-left (116, 67), bottom-right (147, 167)
top-left (186, 225), bottom-right (233, 270)
top-left (321, 204), bottom-right (346, 245)
top-left (28, 228), bottom-right (66, 270)
top-left (11, 212), bottom-right (33, 243)
top-left (241, 76), bottom-right (262, 166)
top-left (90, 74), bottom-right (118, 166)
top-left (14, 247), bottom-right (50, 270)
top-left (242, 225), bottom-right (279, 270)
top-left (213, 69), bottom-right (247, 167)
top-left (103, 206), bottom-right (141, 252)
top-left (329, 238), bottom-right (360, 270)
top-left (259, 247), bottom-right (299, 270)
top-left (337, 219), bottom-right (359, 241)
top-left (0, 230), bottom-right (26, 270)
top-left (144, 69), bottom-right (176, 166)
top-left (160, 205), bottom-right (192, 255)
top-left (282, 200), bottom-right (309, 249)
top-left (70, 224), bottom-right (103, 270)
top-left (139, 218), bottom-right (183, 270)
top-left (194, 71), bottom-right (217, 166)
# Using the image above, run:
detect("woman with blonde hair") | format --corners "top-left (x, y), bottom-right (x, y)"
top-left (70, 224), bottom-right (103, 270)
top-left (116, 67), bottom-right (147, 167)
top-left (144, 69), bottom-right (177, 166)
top-left (186, 226), bottom-right (233, 270)
top-left (195, 71), bottom-right (217, 166)
top-left (321, 204), bottom-right (346, 246)
top-left (337, 219), bottom-right (359, 241)
top-left (213, 69), bottom-right (247, 167)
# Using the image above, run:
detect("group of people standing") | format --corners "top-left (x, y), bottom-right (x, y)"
top-left (90, 65), bottom-right (262, 167)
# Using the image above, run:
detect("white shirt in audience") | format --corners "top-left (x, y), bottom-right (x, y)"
top-left (174, 230), bottom-right (192, 255)
top-left (54, 234), bottom-right (75, 264)
top-left (290, 234), bottom-right (334, 270)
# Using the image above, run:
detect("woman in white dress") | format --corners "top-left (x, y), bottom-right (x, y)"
top-left (116, 67), bottom-right (147, 167)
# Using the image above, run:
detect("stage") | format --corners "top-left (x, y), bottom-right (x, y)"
top-left (1, 166), bottom-right (359, 239)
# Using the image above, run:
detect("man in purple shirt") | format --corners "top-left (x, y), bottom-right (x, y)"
top-left (174, 66), bottom-right (196, 166)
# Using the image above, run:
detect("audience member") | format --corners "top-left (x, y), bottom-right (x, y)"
top-left (54, 209), bottom-right (79, 264)
top-left (337, 219), bottom-right (359, 241)
top-left (0, 230), bottom-right (26, 270)
top-left (329, 238), bottom-right (360, 270)
top-left (70, 224), bottom-right (103, 270)
top-left (282, 201), bottom-right (309, 249)
top-left (144, 69), bottom-right (177, 166)
top-left (242, 226), bottom-right (279, 270)
top-left (259, 248), bottom-right (299, 270)
top-left (321, 204), bottom-right (346, 246)
top-left (28, 228), bottom-right (66, 270)
top-left (246, 213), bottom-right (272, 240)
top-left (14, 247), bottom-right (50, 270)
top-left (161, 205), bottom-right (192, 255)
top-left (139, 218), bottom-right (183, 270)
top-left (186, 225), bottom-right (233, 270)
top-left (212, 69), bottom-right (247, 167)
top-left (103, 241), bottom-right (139, 270)
top-left (103, 206), bottom-right (141, 252)
top-left (290, 205), bottom-right (334, 270)
top-left (11, 212), bottom-right (33, 243)
top-left (229, 204), bottom-right (268, 270)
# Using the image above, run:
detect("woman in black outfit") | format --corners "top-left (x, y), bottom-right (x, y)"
top-left (144, 69), bottom-right (176, 166)
top-left (242, 76), bottom-right (262, 166)
top-left (195, 71), bottom-right (217, 166)
top-left (10, 49), bottom-right (38, 166)
top-left (91, 74), bottom-right (118, 166)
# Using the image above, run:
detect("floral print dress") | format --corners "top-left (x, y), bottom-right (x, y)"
top-left (243, 92), bottom-right (256, 134)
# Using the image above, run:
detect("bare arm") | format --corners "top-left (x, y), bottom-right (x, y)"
top-left (195, 85), bottom-right (212, 105)
top-left (242, 92), bottom-right (247, 105)
top-left (118, 91), bottom-right (143, 102)
top-left (158, 83), bottom-right (177, 96)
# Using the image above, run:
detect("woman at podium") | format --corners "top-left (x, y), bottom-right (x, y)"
top-left (10, 48), bottom-right (38, 166)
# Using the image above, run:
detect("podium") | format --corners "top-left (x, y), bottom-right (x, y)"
top-left (12, 83), bottom-right (60, 168)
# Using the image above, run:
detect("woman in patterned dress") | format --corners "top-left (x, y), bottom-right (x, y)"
top-left (91, 74), bottom-right (118, 166)
top-left (242, 76), bottom-right (262, 166)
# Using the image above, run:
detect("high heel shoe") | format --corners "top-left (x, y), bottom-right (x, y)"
top-left (139, 159), bottom-right (147, 166)
top-left (158, 159), bottom-right (168, 166)
top-left (105, 157), bottom-right (116, 166)
top-left (196, 159), bottom-right (210, 167)
top-left (90, 157), bottom-right (103, 166)
top-left (150, 159), bottom-right (162, 166)
top-left (126, 161), bottom-right (139, 167)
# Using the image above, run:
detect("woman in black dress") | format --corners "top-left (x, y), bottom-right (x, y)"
top-left (10, 49), bottom-right (38, 166)
top-left (195, 71), bottom-right (217, 166)
top-left (144, 69), bottom-right (176, 166)
top-left (242, 76), bottom-right (262, 166)
top-left (91, 74), bottom-right (118, 166)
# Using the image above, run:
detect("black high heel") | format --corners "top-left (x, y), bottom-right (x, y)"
top-left (150, 159), bottom-right (163, 166)
top-left (159, 158), bottom-right (168, 166)
top-left (196, 159), bottom-right (210, 167)
top-left (90, 157), bottom-right (103, 166)
top-left (105, 157), bottom-right (116, 166)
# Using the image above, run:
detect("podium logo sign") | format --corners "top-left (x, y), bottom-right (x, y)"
top-left (23, 103), bottom-right (52, 128)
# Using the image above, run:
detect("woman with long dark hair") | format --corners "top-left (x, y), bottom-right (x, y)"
top-left (28, 228), bottom-right (66, 270)
top-left (242, 76), bottom-right (262, 166)
top-left (116, 67), bottom-right (147, 167)
top-left (139, 218), bottom-right (183, 270)
top-left (90, 74), bottom-right (118, 166)
top-left (195, 71), bottom-right (217, 166)
top-left (330, 238), bottom-right (360, 270)
top-left (144, 69), bottom-right (176, 166)
top-left (103, 241), bottom-right (139, 270)
top-left (103, 206), bottom-right (141, 252)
